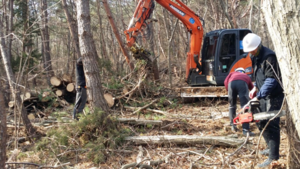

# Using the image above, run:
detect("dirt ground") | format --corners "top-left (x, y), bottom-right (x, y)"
top-left (72, 98), bottom-right (288, 169)
top-left (7, 75), bottom-right (288, 169)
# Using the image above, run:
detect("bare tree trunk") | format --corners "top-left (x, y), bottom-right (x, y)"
top-left (148, 21), bottom-right (159, 81)
top-left (102, 0), bottom-right (133, 71)
top-left (218, 0), bottom-right (234, 28)
top-left (75, 0), bottom-right (109, 112)
top-left (7, 0), bottom-right (13, 59)
top-left (286, 107), bottom-right (300, 167)
top-left (248, 0), bottom-right (253, 29)
top-left (0, 89), bottom-right (6, 168)
top-left (95, 0), bottom-right (108, 60)
top-left (209, 0), bottom-right (219, 29)
top-left (262, 1), bottom-right (300, 168)
top-left (168, 19), bottom-right (179, 88)
top-left (40, 0), bottom-right (54, 86)
top-left (0, 18), bottom-right (36, 136)
top-left (62, 0), bottom-right (81, 59)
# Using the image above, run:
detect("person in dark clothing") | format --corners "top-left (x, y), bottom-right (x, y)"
top-left (243, 33), bottom-right (284, 168)
top-left (224, 67), bottom-right (254, 136)
top-left (72, 57), bottom-right (87, 120)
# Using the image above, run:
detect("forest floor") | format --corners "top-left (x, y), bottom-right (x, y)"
top-left (6, 75), bottom-right (288, 169)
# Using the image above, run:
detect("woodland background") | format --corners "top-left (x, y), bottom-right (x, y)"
top-left (0, 0), bottom-right (299, 169)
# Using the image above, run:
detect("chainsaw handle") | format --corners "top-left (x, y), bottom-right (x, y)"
top-left (233, 115), bottom-right (241, 125)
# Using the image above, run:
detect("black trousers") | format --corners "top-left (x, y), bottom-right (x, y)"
top-left (256, 93), bottom-right (284, 160)
top-left (228, 80), bottom-right (250, 130)
top-left (73, 87), bottom-right (87, 119)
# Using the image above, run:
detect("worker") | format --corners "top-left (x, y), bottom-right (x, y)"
top-left (224, 67), bottom-right (254, 136)
top-left (243, 33), bottom-right (284, 168)
top-left (72, 57), bottom-right (87, 121)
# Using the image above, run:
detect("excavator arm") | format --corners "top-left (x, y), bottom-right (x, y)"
top-left (124, 0), bottom-right (204, 81)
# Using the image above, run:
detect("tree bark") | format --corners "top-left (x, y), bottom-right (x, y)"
top-left (262, 0), bottom-right (300, 167)
top-left (0, 89), bottom-right (7, 168)
top-left (7, 0), bottom-right (14, 59)
top-left (102, 0), bottom-right (133, 70)
top-left (218, 0), bottom-right (234, 28)
top-left (0, 18), bottom-right (36, 136)
top-left (95, 0), bottom-right (108, 60)
top-left (61, 0), bottom-right (81, 59)
top-left (286, 107), bottom-right (300, 168)
top-left (75, 0), bottom-right (109, 112)
top-left (125, 135), bottom-right (244, 147)
top-left (145, 19), bottom-right (159, 81)
top-left (40, 0), bottom-right (54, 85)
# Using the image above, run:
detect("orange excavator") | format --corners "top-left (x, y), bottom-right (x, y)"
top-left (124, 0), bottom-right (253, 97)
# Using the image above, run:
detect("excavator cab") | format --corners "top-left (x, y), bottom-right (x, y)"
top-left (188, 29), bottom-right (253, 86)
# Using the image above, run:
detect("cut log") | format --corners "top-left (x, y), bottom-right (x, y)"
top-left (62, 74), bottom-right (72, 83)
top-left (50, 76), bottom-right (62, 86)
top-left (104, 93), bottom-right (114, 108)
top-left (28, 113), bottom-right (35, 120)
top-left (20, 92), bottom-right (33, 101)
top-left (125, 135), bottom-right (244, 147)
top-left (8, 101), bottom-right (14, 108)
top-left (25, 91), bottom-right (31, 99)
top-left (55, 89), bottom-right (66, 97)
top-left (66, 83), bottom-right (75, 92)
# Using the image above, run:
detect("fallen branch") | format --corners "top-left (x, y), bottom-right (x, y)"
top-left (125, 135), bottom-right (244, 147)
top-left (116, 72), bottom-right (147, 100)
top-left (121, 152), bottom-right (173, 169)
top-left (130, 99), bottom-right (158, 115)
top-left (125, 106), bottom-right (169, 116)
top-left (225, 132), bottom-right (250, 165)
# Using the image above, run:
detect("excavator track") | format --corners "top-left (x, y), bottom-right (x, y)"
top-left (180, 86), bottom-right (228, 98)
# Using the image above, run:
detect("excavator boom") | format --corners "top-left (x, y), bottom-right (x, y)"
top-left (124, 0), bottom-right (204, 81)
top-left (124, 0), bottom-right (253, 98)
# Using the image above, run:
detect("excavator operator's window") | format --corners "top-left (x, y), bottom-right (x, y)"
top-left (202, 36), bottom-right (218, 60)
top-left (220, 34), bottom-right (236, 73)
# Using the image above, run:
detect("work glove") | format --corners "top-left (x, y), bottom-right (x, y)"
top-left (243, 96), bottom-right (259, 109)
top-left (249, 87), bottom-right (257, 99)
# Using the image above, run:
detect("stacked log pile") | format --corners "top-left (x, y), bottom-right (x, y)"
top-left (8, 90), bottom-right (65, 117)
top-left (8, 75), bottom-right (76, 115)
top-left (8, 74), bottom-right (116, 117)
top-left (50, 75), bottom-right (76, 103)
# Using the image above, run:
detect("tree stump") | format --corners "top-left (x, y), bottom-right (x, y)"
top-left (104, 93), bottom-right (114, 108)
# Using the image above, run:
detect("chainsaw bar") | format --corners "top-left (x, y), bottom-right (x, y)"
top-left (253, 110), bottom-right (286, 121)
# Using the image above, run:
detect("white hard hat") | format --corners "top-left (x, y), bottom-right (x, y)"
top-left (235, 67), bottom-right (245, 73)
top-left (242, 33), bottom-right (261, 52)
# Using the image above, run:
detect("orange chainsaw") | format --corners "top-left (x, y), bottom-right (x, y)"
top-left (233, 101), bottom-right (286, 125)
